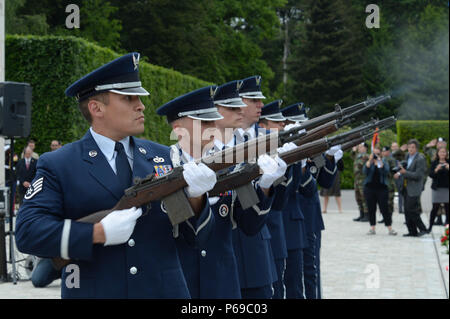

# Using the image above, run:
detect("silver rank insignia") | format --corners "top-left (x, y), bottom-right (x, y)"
top-left (219, 204), bottom-right (229, 217)
top-left (153, 156), bottom-right (164, 163)
top-left (139, 147), bottom-right (147, 155)
top-left (24, 177), bottom-right (44, 200)
top-left (133, 53), bottom-right (140, 70)
top-left (89, 150), bottom-right (97, 157)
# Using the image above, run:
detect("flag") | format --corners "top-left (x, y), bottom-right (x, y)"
top-left (371, 127), bottom-right (379, 152)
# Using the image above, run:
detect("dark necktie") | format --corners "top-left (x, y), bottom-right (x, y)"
top-left (115, 142), bottom-right (132, 190)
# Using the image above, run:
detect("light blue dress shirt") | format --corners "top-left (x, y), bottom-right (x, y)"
top-left (89, 127), bottom-right (133, 174)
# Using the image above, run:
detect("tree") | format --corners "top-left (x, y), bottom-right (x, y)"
top-left (19, 0), bottom-right (122, 50)
top-left (5, 0), bottom-right (49, 35)
top-left (289, 0), bottom-right (366, 117)
top-left (112, 0), bottom-right (282, 84)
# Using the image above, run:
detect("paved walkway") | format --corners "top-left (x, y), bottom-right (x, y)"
top-left (0, 179), bottom-right (448, 299)
top-left (320, 184), bottom-right (448, 299)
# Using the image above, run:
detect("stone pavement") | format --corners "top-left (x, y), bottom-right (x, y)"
top-left (320, 185), bottom-right (448, 299)
top-left (0, 179), bottom-right (448, 299)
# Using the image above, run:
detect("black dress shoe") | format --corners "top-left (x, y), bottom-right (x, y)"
top-left (353, 217), bottom-right (362, 222)
top-left (403, 233), bottom-right (418, 237)
top-left (418, 230), bottom-right (429, 236)
top-left (360, 216), bottom-right (369, 222)
top-left (378, 219), bottom-right (385, 224)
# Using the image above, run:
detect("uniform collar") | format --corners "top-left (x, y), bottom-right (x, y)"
top-left (89, 127), bottom-right (132, 161)
top-left (236, 124), bottom-right (257, 141)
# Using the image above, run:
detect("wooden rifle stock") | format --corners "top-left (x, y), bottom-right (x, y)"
top-left (209, 138), bottom-right (330, 196)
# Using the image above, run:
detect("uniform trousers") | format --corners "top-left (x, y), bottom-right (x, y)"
top-left (272, 258), bottom-right (286, 299)
top-left (315, 233), bottom-right (322, 299)
top-left (241, 285), bottom-right (273, 299)
top-left (303, 232), bottom-right (317, 299)
top-left (284, 248), bottom-right (305, 299)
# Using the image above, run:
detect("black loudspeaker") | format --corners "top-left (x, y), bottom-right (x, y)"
top-left (0, 82), bottom-right (32, 138)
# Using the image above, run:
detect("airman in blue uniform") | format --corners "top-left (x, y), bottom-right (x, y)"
top-left (15, 53), bottom-right (216, 298)
top-left (231, 76), bottom-right (287, 299)
top-left (283, 104), bottom-right (338, 299)
top-left (258, 99), bottom-right (291, 299)
top-left (156, 81), bottom-right (281, 298)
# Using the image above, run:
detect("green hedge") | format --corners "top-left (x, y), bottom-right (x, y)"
top-left (397, 120), bottom-right (449, 149)
top-left (5, 35), bottom-right (210, 155)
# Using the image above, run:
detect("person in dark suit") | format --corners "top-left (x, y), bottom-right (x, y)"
top-left (15, 53), bottom-right (216, 298)
top-left (16, 146), bottom-right (38, 204)
top-left (394, 139), bottom-right (428, 237)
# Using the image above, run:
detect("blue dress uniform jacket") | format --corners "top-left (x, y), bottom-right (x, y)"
top-left (265, 152), bottom-right (295, 260)
top-left (281, 164), bottom-right (309, 251)
top-left (232, 124), bottom-right (278, 291)
top-left (15, 130), bottom-right (214, 298)
top-left (176, 186), bottom-right (274, 299)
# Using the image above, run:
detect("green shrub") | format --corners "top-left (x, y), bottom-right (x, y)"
top-left (5, 35), bottom-right (211, 155)
top-left (397, 120), bottom-right (449, 149)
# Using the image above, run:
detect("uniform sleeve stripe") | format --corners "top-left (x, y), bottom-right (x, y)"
top-left (60, 219), bottom-right (71, 260)
top-left (33, 180), bottom-right (43, 188)
top-left (323, 165), bottom-right (337, 175)
top-left (252, 205), bottom-right (270, 216)
top-left (32, 177), bottom-right (44, 186)
top-left (300, 175), bottom-right (313, 188)
top-left (281, 176), bottom-right (293, 187)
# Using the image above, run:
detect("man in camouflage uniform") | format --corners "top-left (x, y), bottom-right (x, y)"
top-left (352, 143), bottom-right (369, 222)
top-left (382, 146), bottom-right (397, 221)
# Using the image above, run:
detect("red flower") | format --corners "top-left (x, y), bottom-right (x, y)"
top-left (442, 236), bottom-right (448, 243)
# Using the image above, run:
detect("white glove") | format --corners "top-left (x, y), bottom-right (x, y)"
top-left (283, 123), bottom-right (301, 132)
top-left (208, 196), bottom-right (220, 206)
top-left (334, 149), bottom-right (343, 162)
top-left (326, 145), bottom-right (341, 156)
top-left (277, 142), bottom-right (297, 154)
top-left (100, 207), bottom-right (142, 246)
top-left (183, 162), bottom-right (217, 198)
top-left (258, 155), bottom-right (288, 189)
top-left (301, 158), bottom-right (307, 168)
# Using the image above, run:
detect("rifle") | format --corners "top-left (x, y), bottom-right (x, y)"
top-left (280, 95), bottom-right (391, 141)
top-left (208, 117), bottom-right (396, 197)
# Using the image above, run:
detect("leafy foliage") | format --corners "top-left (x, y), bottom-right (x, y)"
top-left (5, 35), bottom-right (210, 155)
top-left (396, 120), bottom-right (449, 149)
